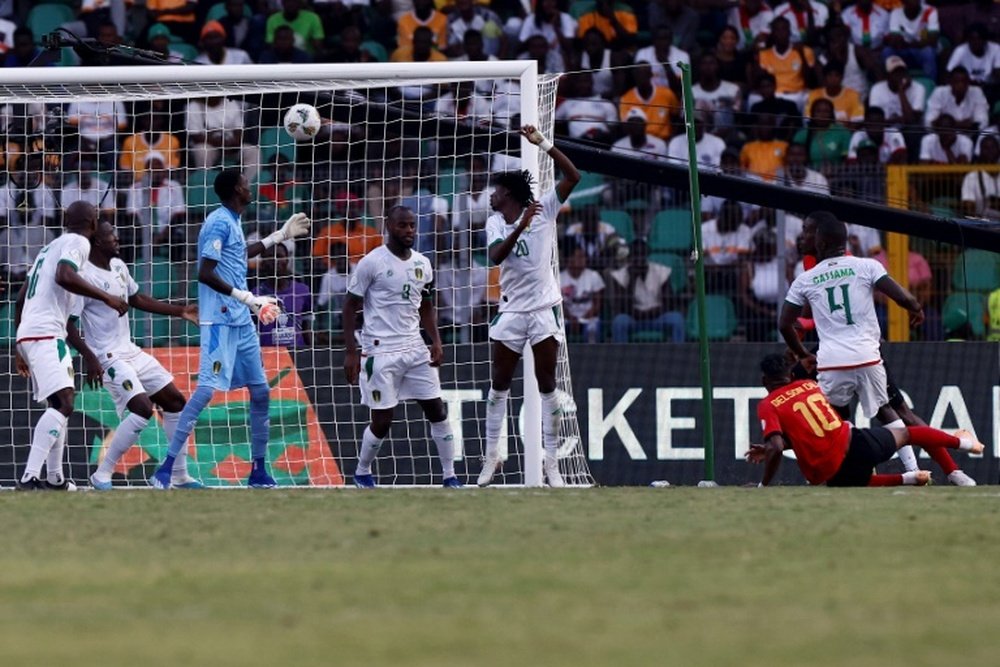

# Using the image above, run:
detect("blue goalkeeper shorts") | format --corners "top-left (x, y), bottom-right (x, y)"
top-left (198, 323), bottom-right (267, 390)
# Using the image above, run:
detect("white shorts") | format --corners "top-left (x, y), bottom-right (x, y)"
top-left (489, 306), bottom-right (565, 353)
top-left (359, 346), bottom-right (441, 410)
top-left (103, 351), bottom-right (174, 417)
top-left (18, 337), bottom-right (74, 403)
top-left (818, 363), bottom-right (889, 419)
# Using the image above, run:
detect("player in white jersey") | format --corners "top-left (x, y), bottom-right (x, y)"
top-left (343, 206), bottom-right (461, 488)
top-left (71, 221), bottom-right (202, 490)
top-left (13, 201), bottom-right (129, 490)
top-left (478, 125), bottom-right (580, 487)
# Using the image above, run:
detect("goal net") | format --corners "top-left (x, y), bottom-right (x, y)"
top-left (0, 62), bottom-right (593, 488)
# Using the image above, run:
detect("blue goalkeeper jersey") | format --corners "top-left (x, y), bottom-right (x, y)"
top-left (198, 205), bottom-right (252, 327)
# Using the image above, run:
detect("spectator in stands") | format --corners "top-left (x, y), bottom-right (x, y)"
top-left (267, 0), bottom-right (325, 56)
top-left (576, 0), bottom-right (637, 48)
top-left (561, 242), bottom-right (605, 343)
top-left (518, 33), bottom-right (564, 74)
top-left (436, 80), bottom-right (492, 122)
top-left (946, 23), bottom-right (999, 86)
top-left (728, 0), bottom-right (773, 53)
top-left (256, 242), bottom-right (312, 348)
top-left (841, 0), bottom-right (890, 52)
top-left (400, 165), bottom-right (449, 257)
top-left (60, 172), bottom-right (115, 218)
top-left (120, 101), bottom-right (181, 180)
top-left (793, 98), bottom-right (851, 168)
top-left (259, 24), bottom-right (313, 63)
top-left (67, 97), bottom-right (127, 171)
top-left (3, 28), bottom-right (40, 68)
top-left (94, 21), bottom-right (125, 48)
top-left (316, 247), bottom-right (349, 337)
top-left (126, 152), bottom-right (185, 249)
top-left (775, 141), bottom-right (830, 194)
top-left (693, 52), bottom-right (742, 137)
top-left (580, 28), bottom-right (620, 99)
top-left (145, 0), bottom-right (198, 45)
top-left (772, 0), bottom-right (829, 45)
top-left (148, 23), bottom-right (193, 62)
top-left (611, 108), bottom-right (668, 161)
top-left (448, 0), bottom-right (503, 57)
top-left (650, 0), bottom-right (699, 54)
top-left (256, 155), bottom-right (308, 225)
top-left (0, 154), bottom-right (56, 283)
top-left (620, 61), bottom-right (679, 141)
top-left (873, 244), bottom-right (934, 337)
top-left (739, 228), bottom-right (787, 341)
top-left (714, 26), bottom-right (751, 87)
top-left (869, 55), bottom-right (926, 129)
top-left (925, 67), bottom-right (989, 132)
top-left (920, 113), bottom-right (974, 164)
top-left (0, 15), bottom-right (13, 55)
top-left (451, 155), bottom-right (492, 251)
top-left (195, 20), bottom-right (253, 65)
top-left (394, 24), bottom-right (449, 63)
top-left (667, 109), bottom-right (727, 172)
top-left (756, 16), bottom-right (819, 111)
top-left (606, 239), bottom-right (685, 343)
top-left (821, 23), bottom-right (874, 101)
top-left (554, 72), bottom-right (618, 144)
top-left (833, 137), bottom-right (887, 205)
top-left (517, 0), bottom-right (575, 58)
top-left (703, 149), bottom-right (764, 224)
top-left (740, 113), bottom-right (789, 181)
top-left (218, 0), bottom-right (265, 60)
top-left (960, 133), bottom-right (1000, 216)
top-left (635, 26), bottom-right (688, 91)
top-left (940, 0), bottom-right (1000, 54)
top-left (436, 245), bottom-right (489, 343)
top-left (883, 0), bottom-right (940, 82)
top-left (806, 62), bottom-right (865, 126)
top-left (848, 106), bottom-right (908, 164)
top-left (749, 72), bottom-right (801, 140)
top-left (312, 191), bottom-right (382, 268)
top-left (564, 205), bottom-right (625, 273)
top-left (186, 96), bottom-right (258, 182)
top-left (398, 0), bottom-right (449, 52)
top-left (331, 25), bottom-right (376, 64)
top-left (702, 199), bottom-right (753, 292)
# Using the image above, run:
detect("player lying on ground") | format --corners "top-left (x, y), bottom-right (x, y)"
top-left (150, 170), bottom-right (310, 489)
top-left (13, 201), bottom-right (129, 490)
top-left (343, 206), bottom-right (462, 488)
top-left (70, 221), bottom-right (202, 490)
top-left (787, 214), bottom-right (974, 485)
top-left (478, 124), bottom-right (580, 488)
top-left (747, 354), bottom-right (983, 487)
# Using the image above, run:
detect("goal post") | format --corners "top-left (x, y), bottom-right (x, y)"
top-left (0, 61), bottom-right (594, 488)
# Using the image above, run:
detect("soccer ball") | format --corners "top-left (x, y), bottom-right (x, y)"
top-left (283, 103), bottom-right (321, 141)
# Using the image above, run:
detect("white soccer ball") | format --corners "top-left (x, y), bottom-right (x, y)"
top-left (283, 103), bottom-right (321, 141)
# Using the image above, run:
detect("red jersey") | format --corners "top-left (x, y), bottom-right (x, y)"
top-left (757, 380), bottom-right (851, 485)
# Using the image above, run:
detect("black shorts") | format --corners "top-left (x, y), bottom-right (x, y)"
top-left (826, 426), bottom-right (898, 487)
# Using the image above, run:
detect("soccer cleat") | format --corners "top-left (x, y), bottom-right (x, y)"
top-left (442, 476), bottom-right (464, 489)
top-left (353, 473), bottom-right (377, 489)
top-left (247, 470), bottom-right (277, 489)
top-left (171, 476), bottom-right (206, 489)
top-left (89, 473), bottom-right (113, 491)
top-left (15, 476), bottom-right (46, 491)
top-left (477, 453), bottom-right (501, 487)
top-left (44, 478), bottom-right (77, 491)
top-left (150, 466), bottom-right (173, 490)
top-left (955, 429), bottom-right (986, 455)
top-left (544, 455), bottom-right (565, 488)
top-left (947, 470), bottom-right (977, 487)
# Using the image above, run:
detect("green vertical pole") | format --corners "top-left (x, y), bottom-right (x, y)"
top-left (679, 62), bottom-right (716, 484)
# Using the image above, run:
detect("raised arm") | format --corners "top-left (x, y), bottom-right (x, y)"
top-left (342, 292), bottom-right (363, 385)
top-left (875, 275), bottom-right (924, 326)
top-left (55, 263), bottom-right (128, 316)
top-left (246, 212), bottom-right (311, 259)
top-left (520, 125), bottom-right (580, 202)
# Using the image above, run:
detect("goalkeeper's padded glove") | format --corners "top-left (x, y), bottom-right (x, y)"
top-left (263, 212), bottom-right (311, 249)
top-left (231, 288), bottom-right (281, 325)
top-left (528, 129), bottom-right (553, 153)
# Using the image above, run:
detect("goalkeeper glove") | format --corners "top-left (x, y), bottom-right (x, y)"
top-left (263, 212), bottom-right (311, 249)
top-left (231, 288), bottom-right (281, 325)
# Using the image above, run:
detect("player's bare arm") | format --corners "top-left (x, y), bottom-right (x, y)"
top-left (488, 200), bottom-right (543, 265)
top-left (419, 290), bottom-right (443, 367)
top-left (128, 292), bottom-right (198, 325)
top-left (55, 262), bottom-right (129, 316)
top-left (778, 301), bottom-right (814, 366)
top-left (747, 434), bottom-right (787, 486)
top-left (874, 275), bottom-right (925, 326)
top-left (12, 281), bottom-right (28, 376)
top-left (246, 212), bottom-right (311, 259)
top-left (342, 292), bottom-right (363, 385)
top-left (520, 124), bottom-right (580, 202)
top-left (65, 317), bottom-right (103, 389)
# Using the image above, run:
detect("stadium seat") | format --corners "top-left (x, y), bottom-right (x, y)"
top-left (258, 127), bottom-right (296, 167)
top-left (360, 41), bottom-right (389, 63)
top-left (649, 209), bottom-right (693, 252)
top-left (685, 294), bottom-right (737, 341)
top-left (942, 291), bottom-right (987, 337)
top-left (437, 168), bottom-right (469, 205)
top-left (951, 249), bottom-right (1000, 292)
top-left (134, 258), bottom-right (174, 300)
top-left (0, 302), bottom-right (14, 347)
top-left (912, 75), bottom-right (935, 101)
top-left (27, 4), bottom-right (75, 42)
top-left (649, 252), bottom-right (687, 294)
top-left (186, 168), bottom-right (222, 217)
top-left (600, 209), bottom-right (633, 242)
top-left (567, 170), bottom-right (606, 208)
top-left (630, 330), bottom-right (665, 343)
top-left (170, 42), bottom-right (199, 61)
top-left (130, 313), bottom-right (173, 347)
top-left (207, 1), bottom-right (251, 21)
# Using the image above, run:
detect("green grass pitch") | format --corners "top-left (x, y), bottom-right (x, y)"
top-left (2, 487), bottom-right (999, 666)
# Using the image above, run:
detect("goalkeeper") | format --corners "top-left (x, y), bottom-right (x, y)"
top-left (150, 170), bottom-right (310, 489)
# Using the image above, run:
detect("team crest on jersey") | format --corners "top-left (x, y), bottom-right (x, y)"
top-left (212, 239), bottom-right (222, 252)
top-left (372, 390), bottom-right (381, 403)
top-left (414, 266), bottom-right (424, 280)
top-left (212, 361), bottom-right (222, 375)
top-left (122, 380), bottom-right (133, 392)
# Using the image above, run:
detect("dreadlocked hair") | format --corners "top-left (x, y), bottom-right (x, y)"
top-left (493, 169), bottom-right (536, 207)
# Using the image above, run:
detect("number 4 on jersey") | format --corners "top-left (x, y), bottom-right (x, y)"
top-left (825, 285), bottom-right (854, 325)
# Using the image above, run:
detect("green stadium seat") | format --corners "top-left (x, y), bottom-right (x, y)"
top-left (437, 168), bottom-right (469, 205)
top-left (631, 330), bottom-right (665, 343)
top-left (207, 1), bottom-right (251, 21)
top-left (650, 252), bottom-right (687, 294)
top-left (186, 168), bottom-right (222, 217)
top-left (650, 208), bottom-right (693, 252)
top-left (623, 198), bottom-right (649, 212)
top-left (130, 313), bottom-right (173, 347)
top-left (27, 5), bottom-right (75, 42)
top-left (942, 292), bottom-right (987, 338)
top-left (686, 294), bottom-right (737, 341)
top-left (134, 258), bottom-right (174, 300)
top-left (952, 249), bottom-right (1000, 292)
top-left (567, 171), bottom-right (606, 208)
top-left (258, 126), bottom-right (297, 168)
top-left (0, 302), bottom-right (15, 346)
top-left (911, 75), bottom-right (935, 101)
top-left (600, 209), bottom-right (634, 242)
top-left (360, 41), bottom-right (389, 63)
top-left (170, 43), bottom-right (199, 61)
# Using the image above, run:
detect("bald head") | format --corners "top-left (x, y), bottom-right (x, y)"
top-left (809, 210), bottom-right (848, 259)
top-left (65, 200), bottom-right (98, 238)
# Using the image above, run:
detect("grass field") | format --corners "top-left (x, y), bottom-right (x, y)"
top-left (2, 487), bottom-right (999, 667)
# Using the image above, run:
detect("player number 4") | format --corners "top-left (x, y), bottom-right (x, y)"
top-left (825, 285), bottom-right (854, 324)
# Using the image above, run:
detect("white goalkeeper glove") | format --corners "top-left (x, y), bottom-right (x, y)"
top-left (263, 212), bottom-right (311, 249)
top-left (231, 288), bottom-right (281, 325)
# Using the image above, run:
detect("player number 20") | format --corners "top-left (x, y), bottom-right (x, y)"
top-left (513, 240), bottom-right (530, 257)
top-left (792, 394), bottom-right (843, 437)
top-left (825, 284), bottom-right (854, 324)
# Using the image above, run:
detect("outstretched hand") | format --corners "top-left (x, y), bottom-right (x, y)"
top-left (181, 304), bottom-right (199, 326)
top-left (280, 212), bottom-right (311, 241)
top-left (520, 124), bottom-right (546, 146)
top-left (745, 444), bottom-right (767, 464)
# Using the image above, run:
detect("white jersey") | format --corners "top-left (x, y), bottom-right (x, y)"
top-left (348, 245), bottom-right (433, 355)
top-left (485, 189), bottom-right (562, 314)
top-left (16, 232), bottom-right (91, 341)
top-left (76, 259), bottom-right (142, 362)
top-left (785, 255), bottom-right (887, 371)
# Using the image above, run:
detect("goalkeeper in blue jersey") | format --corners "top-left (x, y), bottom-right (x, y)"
top-left (150, 170), bottom-right (310, 489)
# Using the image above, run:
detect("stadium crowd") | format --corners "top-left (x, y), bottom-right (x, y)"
top-left (0, 0), bottom-right (998, 344)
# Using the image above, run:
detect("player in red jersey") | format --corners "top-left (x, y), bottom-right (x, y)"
top-left (748, 354), bottom-right (984, 486)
